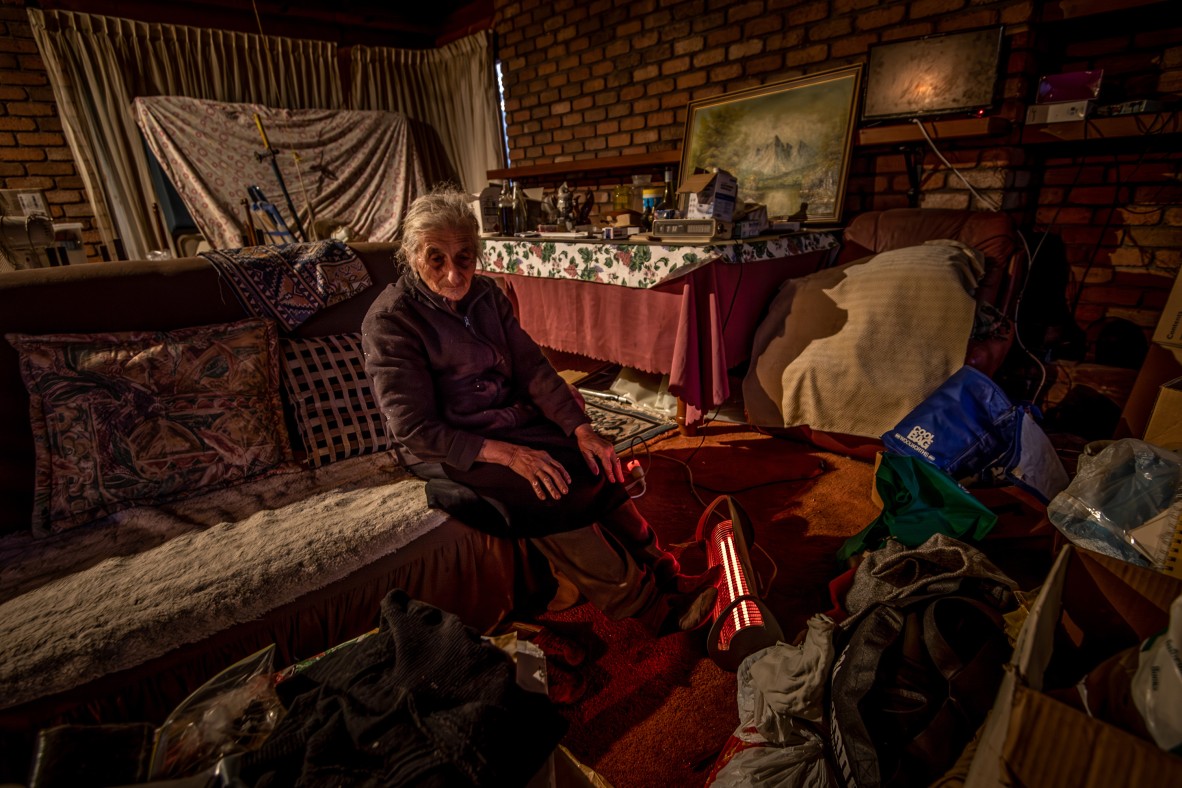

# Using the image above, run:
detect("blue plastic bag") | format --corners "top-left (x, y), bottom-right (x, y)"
top-left (883, 367), bottom-right (1014, 476)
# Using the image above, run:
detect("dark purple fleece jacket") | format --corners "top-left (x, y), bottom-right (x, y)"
top-left (361, 272), bottom-right (590, 470)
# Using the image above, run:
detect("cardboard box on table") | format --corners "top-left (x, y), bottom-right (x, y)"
top-left (679, 170), bottom-right (737, 222)
top-left (965, 546), bottom-right (1182, 786)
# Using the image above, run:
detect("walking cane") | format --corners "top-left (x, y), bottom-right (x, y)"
top-left (252, 113), bottom-right (307, 242)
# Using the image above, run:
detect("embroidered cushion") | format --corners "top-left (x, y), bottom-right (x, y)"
top-left (8, 317), bottom-right (293, 535)
top-left (279, 333), bottom-right (393, 468)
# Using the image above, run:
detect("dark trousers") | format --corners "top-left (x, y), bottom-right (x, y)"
top-left (409, 421), bottom-right (656, 620)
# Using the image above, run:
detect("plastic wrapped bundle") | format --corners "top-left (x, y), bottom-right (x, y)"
top-left (1047, 439), bottom-right (1182, 567)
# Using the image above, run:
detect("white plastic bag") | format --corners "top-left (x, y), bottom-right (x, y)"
top-left (706, 615), bottom-right (837, 787)
top-left (1131, 593), bottom-right (1182, 753)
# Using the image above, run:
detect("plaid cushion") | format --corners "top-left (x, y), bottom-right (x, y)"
top-left (280, 333), bottom-right (393, 468)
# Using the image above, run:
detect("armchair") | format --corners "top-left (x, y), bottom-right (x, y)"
top-left (744, 208), bottom-right (1028, 458)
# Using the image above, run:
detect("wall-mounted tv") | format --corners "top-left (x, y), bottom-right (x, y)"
top-left (861, 27), bottom-right (1005, 122)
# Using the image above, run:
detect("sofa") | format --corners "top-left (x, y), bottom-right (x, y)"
top-left (0, 244), bottom-right (537, 779)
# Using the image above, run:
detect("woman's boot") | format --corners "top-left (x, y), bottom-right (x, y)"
top-left (599, 500), bottom-right (719, 593)
top-left (637, 584), bottom-right (719, 636)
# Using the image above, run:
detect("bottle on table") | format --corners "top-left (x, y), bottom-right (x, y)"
top-left (641, 187), bottom-right (662, 231)
top-left (612, 184), bottom-right (632, 212)
top-left (497, 181), bottom-right (515, 235)
top-left (657, 168), bottom-right (677, 218)
top-left (512, 182), bottom-right (529, 235)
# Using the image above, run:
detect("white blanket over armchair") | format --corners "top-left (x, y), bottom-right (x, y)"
top-left (743, 240), bottom-right (984, 438)
top-left (135, 97), bottom-right (429, 249)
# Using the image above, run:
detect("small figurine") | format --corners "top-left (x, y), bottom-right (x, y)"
top-left (540, 192), bottom-right (558, 225)
top-left (555, 182), bottom-right (575, 230)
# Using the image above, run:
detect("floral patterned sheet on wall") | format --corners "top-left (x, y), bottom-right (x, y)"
top-left (480, 231), bottom-right (839, 289)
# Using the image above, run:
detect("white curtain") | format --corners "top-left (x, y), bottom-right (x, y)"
top-left (350, 31), bottom-right (504, 194)
top-left (28, 8), bottom-right (342, 259)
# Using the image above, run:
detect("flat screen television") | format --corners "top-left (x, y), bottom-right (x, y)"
top-left (862, 27), bottom-right (1005, 122)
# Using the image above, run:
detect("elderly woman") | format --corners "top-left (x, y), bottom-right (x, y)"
top-left (362, 188), bottom-right (717, 635)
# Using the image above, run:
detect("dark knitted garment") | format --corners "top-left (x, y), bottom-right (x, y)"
top-left (239, 591), bottom-right (567, 787)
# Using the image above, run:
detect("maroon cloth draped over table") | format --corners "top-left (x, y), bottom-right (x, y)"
top-left (490, 251), bottom-right (832, 427)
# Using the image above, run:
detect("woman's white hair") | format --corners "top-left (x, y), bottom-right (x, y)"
top-left (399, 187), bottom-right (481, 275)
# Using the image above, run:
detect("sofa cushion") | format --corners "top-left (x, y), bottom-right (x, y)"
top-left (280, 333), bottom-right (394, 468)
top-left (7, 317), bottom-right (293, 535)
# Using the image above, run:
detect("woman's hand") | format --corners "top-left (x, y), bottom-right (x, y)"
top-left (575, 423), bottom-right (622, 483)
top-left (493, 441), bottom-right (571, 501)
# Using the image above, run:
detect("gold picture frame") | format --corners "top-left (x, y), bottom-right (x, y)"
top-left (679, 65), bottom-right (863, 224)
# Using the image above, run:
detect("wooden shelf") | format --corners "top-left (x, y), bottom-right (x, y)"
top-left (488, 150), bottom-right (681, 182)
top-left (856, 116), bottom-right (1011, 147)
top-left (1020, 112), bottom-right (1181, 144)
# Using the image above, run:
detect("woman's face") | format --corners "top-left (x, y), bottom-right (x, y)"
top-left (413, 230), bottom-right (478, 303)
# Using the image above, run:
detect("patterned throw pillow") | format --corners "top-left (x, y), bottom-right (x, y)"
top-left (8, 317), bottom-right (293, 535)
top-left (279, 333), bottom-right (394, 468)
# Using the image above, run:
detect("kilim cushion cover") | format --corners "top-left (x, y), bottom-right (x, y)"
top-left (279, 333), bottom-right (394, 468)
top-left (7, 317), bottom-right (293, 535)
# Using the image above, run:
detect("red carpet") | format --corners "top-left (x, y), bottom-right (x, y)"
top-left (538, 424), bottom-right (881, 787)
top-left (537, 423), bottom-right (1055, 787)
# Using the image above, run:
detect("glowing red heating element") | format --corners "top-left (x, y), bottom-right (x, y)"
top-left (707, 518), bottom-right (765, 651)
top-left (696, 495), bottom-right (783, 671)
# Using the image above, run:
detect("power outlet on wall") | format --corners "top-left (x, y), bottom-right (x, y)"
top-left (1025, 100), bottom-right (1094, 125)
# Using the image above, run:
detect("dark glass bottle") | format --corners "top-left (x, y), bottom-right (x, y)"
top-left (642, 201), bottom-right (655, 231)
top-left (657, 168), bottom-right (676, 217)
top-left (497, 181), bottom-right (515, 236)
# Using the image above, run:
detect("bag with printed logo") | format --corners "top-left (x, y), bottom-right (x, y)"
top-left (882, 365), bottom-right (1067, 503)
top-left (882, 366), bottom-right (1014, 479)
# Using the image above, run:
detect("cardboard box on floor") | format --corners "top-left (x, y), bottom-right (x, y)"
top-left (965, 546), bottom-right (1182, 787)
top-left (1118, 268), bottom-right (1182, 443)
top-left (1117, 344), bottom-right (1182, 442)
top-left (1152, 271), bottom-right (1182, 349)
top-left (1145, 376), bottom-right (1182, 450)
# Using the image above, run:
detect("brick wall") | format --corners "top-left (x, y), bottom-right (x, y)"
top-left (492, 0), bottom-right (1182, 349)
top-left (3, 0), bottom-right (1180, 349)
top-left (0, 0), bottom-right (99, 260)
top-left (1028, 12), bottom-right (1182, 341)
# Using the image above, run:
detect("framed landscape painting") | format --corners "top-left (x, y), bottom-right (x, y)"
top-left (679, 65), bottom-right (862, 224)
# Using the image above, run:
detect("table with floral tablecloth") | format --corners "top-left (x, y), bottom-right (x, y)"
top-left (479, 232), bottom-right (840, 431)
top-left (480, 231), bottom-right (839, 289)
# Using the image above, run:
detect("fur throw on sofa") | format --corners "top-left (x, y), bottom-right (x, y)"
top-left (0, 452), bottom-right (443, 711)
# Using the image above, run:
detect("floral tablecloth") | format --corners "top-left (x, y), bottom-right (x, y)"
top-left (480, 231), bottom-right (840, 289)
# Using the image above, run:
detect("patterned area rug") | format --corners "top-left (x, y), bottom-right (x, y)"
top-left (580, 390), bottom-right (676, 451)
